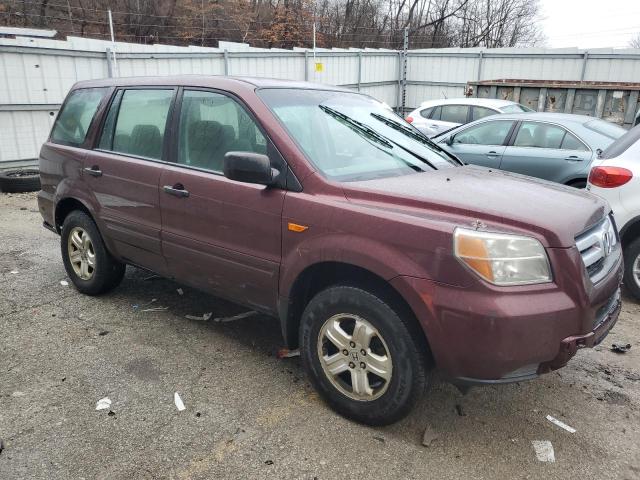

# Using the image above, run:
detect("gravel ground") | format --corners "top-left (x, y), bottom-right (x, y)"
top-left (0, 191), bottom-right (639, 480)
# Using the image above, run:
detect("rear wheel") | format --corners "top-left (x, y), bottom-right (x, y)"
top-left (623, 238), bottom-right (640, 300)
top-left (61, 210), bottom-right (125, 295)
top-left (300, 285), bottom-right (429, 425)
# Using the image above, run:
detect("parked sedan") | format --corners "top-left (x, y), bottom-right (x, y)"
top-left (405, 98), bottom-right (533, 137)
top-left (435, 113), bottom-right (627, 187)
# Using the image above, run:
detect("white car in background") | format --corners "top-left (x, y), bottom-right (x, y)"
top-left (587, 124), bottom-right (640, 299)
top-left (405, 98), bottom-right (533, 137)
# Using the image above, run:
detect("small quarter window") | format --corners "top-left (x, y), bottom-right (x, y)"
top-left (50, 88), bottom-right (108, 146)
top-left (420, 107), bottom-right (433, 119)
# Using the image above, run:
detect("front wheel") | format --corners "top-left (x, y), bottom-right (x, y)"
top-left (623, 238), bottom-right (640, 300)
top-left (300, 285), bottom-right (429, 425)
top-left (60, 210), bottom-right (125, 295)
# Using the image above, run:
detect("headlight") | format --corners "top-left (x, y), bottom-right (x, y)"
top-left (454, 228), bottom-right (552, 286)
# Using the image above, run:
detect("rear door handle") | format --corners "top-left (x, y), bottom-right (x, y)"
top-left (485, 151), bottom-right (499, 157)
top-left (163, 183), bottom-right (190, 198)
top-left (564, 155), bottom-right (583, 162)
top-left (84, 166), bottom-right (102, 177)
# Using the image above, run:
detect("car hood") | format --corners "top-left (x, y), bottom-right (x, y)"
top-left (343, 165), bottom-right (609, 248)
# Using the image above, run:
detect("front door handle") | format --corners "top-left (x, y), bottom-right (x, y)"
top-left (485, 151), bottom-right (499, 157)
top-left (564, 155), bottom-right (583, 162)
top-left (84, 166), bottom-right (102, 177)
top-left (163, 183), bottom-right (190, 198)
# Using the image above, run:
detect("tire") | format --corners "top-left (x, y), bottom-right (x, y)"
top-left (60, 210), bottom-right (125, 295)
top-left (300, 285), bottom-right (429, 426)
top-left (623, 238), bottom-right (640, 300)
top-left (0, 169), bottom-right (41, 193)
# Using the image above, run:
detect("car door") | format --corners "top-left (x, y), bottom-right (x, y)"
top-left (159, 88), bottom-right (286, 313)
top-left (85, 87), bottom-right (176, 275)
top-left (440, 119), bottom-right (515, 168)
top-left (499, 121), bottom-right (592, 182)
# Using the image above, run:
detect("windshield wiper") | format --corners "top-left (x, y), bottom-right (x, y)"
top-left (371, 113), bottom-right (464, 166)
top-left (319, 105), bottom-right (393, 149)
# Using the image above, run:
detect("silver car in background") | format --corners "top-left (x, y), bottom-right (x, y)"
top-left (405, 98), bottom-right (533, 137)
top-left (434, 112), bottom-right (627, 188)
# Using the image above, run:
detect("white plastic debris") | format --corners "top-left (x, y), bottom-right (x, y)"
top-left (60, 280), bottom-right (69, 286)
top-left (177, 288), bottom-right (184, 296)
top-left (174, 392), bottom-right (186, 411)
top-left (546, 415), bottom-right (576, 434)
top-left (532, 440), bottom-right (555, 462)
top-left (140, 306), bottom-right (169, 312)
top-left (10, 270), bottom-right (18, 274)
top-left (213, 311), bottom-right (259, 323)
top-left (185, 312), bottom-right (213, 321)
top-left (96, 397), bottom-right (112, 410)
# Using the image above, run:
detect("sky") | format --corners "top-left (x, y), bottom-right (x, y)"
top-left (539, 0), bottom-right (640, 48)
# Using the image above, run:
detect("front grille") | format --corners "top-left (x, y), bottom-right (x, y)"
top-left (575, 215), bottom-right (618, 283)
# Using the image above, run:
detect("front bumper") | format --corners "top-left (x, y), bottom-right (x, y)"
top-left (390, 249), bottom-right (623, 384)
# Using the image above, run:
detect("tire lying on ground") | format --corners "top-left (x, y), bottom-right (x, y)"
top-left (0, 169), bottom-right (41, 193)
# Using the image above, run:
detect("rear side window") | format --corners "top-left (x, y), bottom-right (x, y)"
top-left (561, 132), bottom-right (589, 151)
top-left (453, 120), bottom-right (514, 146)
top-left (419, 107), bottom-right (433, 119)
top-left (471, 106), bottom-right (496, 121)
top-left (99, 89), bottom-right (174, 160)
top-left (440, 105), bottom-right (468, 124)
top-left (176, 90), bottom-right (267, 172)
top-left (50, 88), bottom-right (108, 146)
top-left (514, 122), bottom-right (565, 149)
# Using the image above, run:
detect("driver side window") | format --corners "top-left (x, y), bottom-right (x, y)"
top-left (453, 120), bottom-right (514, 146)
top-left (177, 90), bottom-right (267, 172)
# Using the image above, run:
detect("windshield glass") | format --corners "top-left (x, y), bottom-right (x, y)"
top-left (258, 89), bottom-right (459, 182)
top-left (499, 104), bottom-right (533, 113)
top-left (585, 119), bottom-right (627, 140)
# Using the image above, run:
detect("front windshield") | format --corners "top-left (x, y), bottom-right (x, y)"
top-left (258, 88), bottom-right (459, 182)
top-left (499, 104), bottom-right (533, 113)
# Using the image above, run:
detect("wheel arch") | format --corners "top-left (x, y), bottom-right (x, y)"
top-left (620, 215), bottom-right (640, 246)
top-left (279, 261), bottom-right (434, 366)
top-left (54, 197), bottom-right (93, 233)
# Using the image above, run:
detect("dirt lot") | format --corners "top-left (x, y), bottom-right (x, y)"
top-left (0, 191), bottom-right (639, 480)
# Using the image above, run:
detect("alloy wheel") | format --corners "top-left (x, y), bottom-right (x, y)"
top-left (67, 226), bottom-right (96, 280)
top-left (317, 313), bottom-right (392, 401)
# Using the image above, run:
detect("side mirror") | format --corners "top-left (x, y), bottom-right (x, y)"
top-left (445, 135), bottom-right (454, 146)
top-left (223, 152), bottom-right (278, 186)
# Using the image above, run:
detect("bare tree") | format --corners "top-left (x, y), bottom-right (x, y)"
top-left (630, 33), bottom-right (640, 49)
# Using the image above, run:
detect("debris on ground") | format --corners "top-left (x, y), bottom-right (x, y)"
top-left (96, 397), bottom-right (111, 410)
top-left (276, 348), bottom-right (300, 359)
top-left (422, 426), bottom-right (439, 447)
top-left (98, 330), bottom-right (109, 336)
top-left (611, 343), bottom-right (632, 354)
top-left (532, 440), bottom-right (555, 462)
top-left (177, 288), bottom-right (184, 296)
top-left (140, 306), bottom-right (169, 312)
top-left (0, 438), bottom-right (4, 455)
top-left (185, 312), bottom-right (213, 321)
top-left (174, 392), bottom-right (186, 411)
top-left (212, 311), bottom-right (259, 323)
top-left (107, 410), bottom-right (116, 417)
top-left (455, 404), bottom-right (466, 416)
top-left (60, 280), bottom-right (68, 286)
top-left (546, 415), bottom-right (576, 434)
top-left (373, 435), bottom-right (385, 443)
top-left (264, 460), bottom-right (274, 465)
top-left (10, 270), bottom-right (18, 274)
top-left (11, 391), bottom-right (25, 397)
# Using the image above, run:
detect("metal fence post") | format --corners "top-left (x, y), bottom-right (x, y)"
top-left (357, 51), bottom-right (362, 91)
top-left (304, 50), bottom-right (309, 81)
top-left (223, 49), bottom-right (229, 75)
top-left (580, 51), bottom-right (589, 82)
top-left (106, 47), bottom-right (114, 78)
top-left (476, 50), bottom-right (484, 82)
top-left (400, 27), bottom-right (409, 114)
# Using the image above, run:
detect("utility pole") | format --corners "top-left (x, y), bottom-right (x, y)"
top-left (108, 10), bottom-right (118, 77)
top-left (401, 26), bottom-right (409, 115)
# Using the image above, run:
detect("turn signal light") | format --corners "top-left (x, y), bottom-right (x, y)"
top-left (588, 166), bottom-right (633, 188)
top-left (405, 116), bottom-right (414, 123)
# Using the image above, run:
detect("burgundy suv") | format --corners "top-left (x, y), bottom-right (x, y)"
top-left (38, 76), bottom-right (622, 425)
